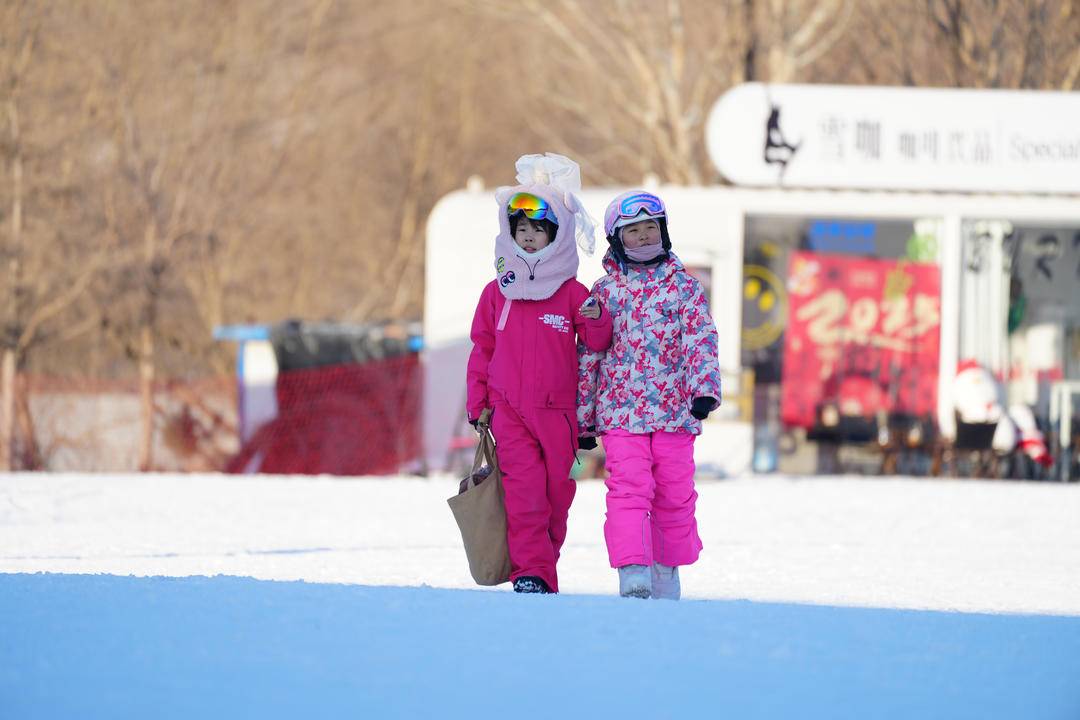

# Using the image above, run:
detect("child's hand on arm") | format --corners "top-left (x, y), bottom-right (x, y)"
top-left (579, 296), bottom-right (601, 320)
top-left (576, 288), bottom-right (612, 352)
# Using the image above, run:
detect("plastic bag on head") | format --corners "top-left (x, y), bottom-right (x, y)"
top-left (513, 152), bottom-right (596, 256)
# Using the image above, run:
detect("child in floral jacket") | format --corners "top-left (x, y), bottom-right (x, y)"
top-left (578, 190), bottom-right (721, 600)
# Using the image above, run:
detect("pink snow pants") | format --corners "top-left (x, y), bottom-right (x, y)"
top-left (601, 429), bottom-right (702, 569)
top-left (491, 401), bottom-right (578, 593)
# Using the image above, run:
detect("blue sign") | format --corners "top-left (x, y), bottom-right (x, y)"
top-left (808, 221), bottom-right (877, 254)
top-left (213, 325), bottom-right (270, 342)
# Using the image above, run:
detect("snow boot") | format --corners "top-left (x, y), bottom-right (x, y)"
top-left (650, 563), bottom-right (680, 600)
top-left (513, 576), bottom-right (552, 594)
top-left (618, 564), bottom-right (652, 599)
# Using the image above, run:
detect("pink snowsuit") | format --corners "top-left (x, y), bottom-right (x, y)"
top-left (467, 179), bottom-right (612, 593)
top-left (468, 280), bottom-right (612, 591)
top-left (578, 250), bottom-right (721, 569)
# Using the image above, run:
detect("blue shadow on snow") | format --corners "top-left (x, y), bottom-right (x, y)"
top-left (1, 573), bottom-right (1078, 719)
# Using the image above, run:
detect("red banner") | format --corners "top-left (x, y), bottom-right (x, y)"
top-left (780, 252), bottom-right (941, 428)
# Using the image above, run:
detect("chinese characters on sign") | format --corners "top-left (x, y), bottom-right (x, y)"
top-left (780, 252), bottom-right (941, 429)
top-left (817, 118), bottom-right (996, 166)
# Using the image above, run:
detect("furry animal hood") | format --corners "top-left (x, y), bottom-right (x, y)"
top-left (492, 153), bottom-right (596, 301)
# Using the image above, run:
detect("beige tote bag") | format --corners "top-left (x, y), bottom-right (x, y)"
top-left (447, 410), bottom-right (512, 586)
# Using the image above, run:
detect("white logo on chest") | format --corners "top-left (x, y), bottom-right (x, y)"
top-left (541, 313), bottom-right (571, 333)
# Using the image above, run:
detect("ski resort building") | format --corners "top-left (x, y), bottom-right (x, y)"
top-left (424, 84), bottom-right (1080, 478)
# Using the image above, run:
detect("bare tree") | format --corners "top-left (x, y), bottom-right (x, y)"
top-left (737, 0), bottom-right (854, 83)
top-left (824, 0), bottom-right (1080, 89)
top-left (72, 0), bottom-right (377, 469)
top-left (466, 0), bottom-right (857, 184)
top-left (343, 2), bottom-right (512, 321)
top-left (0, 2), bottom-right (32, 471)
top-left (0, 0), bottom-right (108, 470)
top-left (462, 0), bottom-right (744, 184)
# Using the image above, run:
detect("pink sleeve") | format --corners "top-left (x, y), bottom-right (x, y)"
top-left (466, 284), bottom-right (497, 421)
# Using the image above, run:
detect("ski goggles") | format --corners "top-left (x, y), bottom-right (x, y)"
top-left (616, 193), bottom-right (664, 221)
top-left (606, 191), bottom-right (666, 235)
top-left (507, 192), bottom-right (558, 224)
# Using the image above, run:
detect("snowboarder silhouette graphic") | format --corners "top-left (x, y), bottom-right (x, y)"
top-left (764, 104), bottom-right (800, 180)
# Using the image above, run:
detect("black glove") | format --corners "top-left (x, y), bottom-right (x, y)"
top-left (690, 396), bottom-right (717, 421)
top-left (578, 436), bottom-right (597, 451)
top-left (469, 408), bottom-right (494, 434)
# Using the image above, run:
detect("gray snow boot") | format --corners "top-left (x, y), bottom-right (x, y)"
top-left (618, 564), bottom-right (652, 599)
top-left (650, 563), bottom-right (681, 600)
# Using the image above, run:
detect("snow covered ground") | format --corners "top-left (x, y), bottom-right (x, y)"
top-left (2, 472), bottom-right (1079, 718)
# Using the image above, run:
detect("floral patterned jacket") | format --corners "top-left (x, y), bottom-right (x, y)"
top-left (577, 250), bottom-right (721, 435)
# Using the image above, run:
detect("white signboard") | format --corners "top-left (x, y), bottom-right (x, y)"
top-left (706, 83), bottom-right (1080, 193)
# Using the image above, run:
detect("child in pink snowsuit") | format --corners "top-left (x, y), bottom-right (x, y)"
top-left (467, 153), bottom-right (612, 595)
top-left (579, 190), bottom-right (721, 600)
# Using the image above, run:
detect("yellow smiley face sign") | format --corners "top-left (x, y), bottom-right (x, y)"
top-left (742, 265), bottom-right (788, 351)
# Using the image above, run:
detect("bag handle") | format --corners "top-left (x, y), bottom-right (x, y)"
top-left (468, 409), bottom-right (499, 487)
